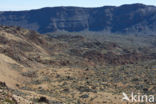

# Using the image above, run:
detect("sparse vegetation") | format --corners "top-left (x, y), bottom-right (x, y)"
top-left (0, 26), bottom-right (155, 104)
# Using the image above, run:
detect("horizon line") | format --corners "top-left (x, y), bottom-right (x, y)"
top-left (0, 3), bottom-right (155, 12)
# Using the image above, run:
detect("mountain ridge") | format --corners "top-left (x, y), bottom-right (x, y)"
top-left (0, 3), bottom-right (156, 34)
top-left (0, 3), bottom-right (152, 12)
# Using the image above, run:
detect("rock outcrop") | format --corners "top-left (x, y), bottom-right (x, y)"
top-left (0, 4), bottom-right (156, 34)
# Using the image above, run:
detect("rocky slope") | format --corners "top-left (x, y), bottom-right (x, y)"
top-left (0, 4), bottom-right (156, 34)
top-left (0, 26), bottom-right (155, 104)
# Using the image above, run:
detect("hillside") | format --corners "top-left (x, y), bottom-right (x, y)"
top-left (0, 4), bottom-right (156, 34)
top-left (0, 26), bottom-right (155, 103)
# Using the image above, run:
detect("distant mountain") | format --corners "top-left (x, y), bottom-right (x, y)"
top-left (0, 3), bottom-right (156, 34)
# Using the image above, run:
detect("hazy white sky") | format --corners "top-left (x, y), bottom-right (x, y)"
top-left (0, 0), bottom-right (156, 11)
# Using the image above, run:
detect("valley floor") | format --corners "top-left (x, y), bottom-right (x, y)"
top-left (0, 26), bottom-right (155, 104)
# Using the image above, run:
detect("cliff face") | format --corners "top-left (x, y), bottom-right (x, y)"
top-left (0, 4), bottom-right (156, 34)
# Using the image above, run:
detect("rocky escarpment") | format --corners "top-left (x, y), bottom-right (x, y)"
top-left (0, 4), bottom-right (156, 34)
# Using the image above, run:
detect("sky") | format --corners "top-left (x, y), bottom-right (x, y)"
top-left (0, 0), bottom-right (156, 11)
